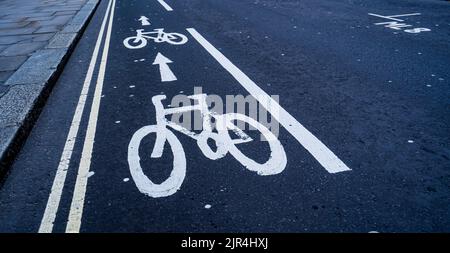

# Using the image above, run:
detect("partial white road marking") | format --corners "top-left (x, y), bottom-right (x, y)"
top-left (385, 13), bottom-right (421, 19)
top-left (368, 13), bottom-right (403, 22)
top-left (369, 13), bottom-right (429, 34)
top-left (138, 15), bottom-right (150, 26)
top-left (153, 52), bottom-right (177, 82)
top-left (187, 28), bottom-right (351, 173)
top-left (38, 0), bottom-right (113, 233)
top-left (156, 0), bottom-right (173, 11)
top-left (404, 27), bottom-right (431, 33)
top-left (65, 0), bottom-right (116, 233)
top-left (374, 21), bottom-right (412, 30)
top-left (368, 13), bottom-right (421, 22)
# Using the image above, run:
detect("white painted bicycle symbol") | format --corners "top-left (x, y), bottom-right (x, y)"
top-left (123, 28), bottom-right (188, 49)
top-left (128, 94), bottom-right (287, 198)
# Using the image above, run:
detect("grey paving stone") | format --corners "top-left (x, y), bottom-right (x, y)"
top-left (36, 7), bottom-right (82, 13)
top-left (32, 33), bottom-right (54, 42)
top-left (0, 71), bottom-right (13, 83)
top-left (0, 18), bottom-right (28, 25)
top-left (28, 11), bottom-right (57, 17)
top-left (5, 67), bottom-right (54, 86)
top-left (0, 35), bottom-right (33, 45)
top-left (70, 10), bottom-right (92, 24)
top-left (0, 27), bottom-right (37, 36)
top-left (0, 21), bottom-right (30, 30)
top-left (0, 0), bottom-right (99, 169)
top-left (0, 83), bottom-right (44, 127)
top-left (17, 48), bottom-right (66, 70)
top-left (46, 33), bottom-right (77, 49)
top-left (62, 23), bottom-right (86, 33)
top-left (4, 12), bottom-right (55, 20)
top-left (26, 16), bottom-right (54, 22)
top-left (0, 41), bottom-right (46, 56)
top-left (4, 48), bottom-right (66, 85)
top-left (34, 25), bottom-right (61, 34)
top-left (0, 56), bottom-right (27, 71)
top-left (36, 15), bottom-right (73, 27)
top-left (55, 10), bottom-right (78, 16)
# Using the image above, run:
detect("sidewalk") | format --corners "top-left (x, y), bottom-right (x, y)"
top-left (1, 0), bottom-right (89, 87)
top-left (0, 0), bottom-right (100, 174)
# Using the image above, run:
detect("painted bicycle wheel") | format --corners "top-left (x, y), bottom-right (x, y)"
top-left (128, 125), bottom-right (187, 198)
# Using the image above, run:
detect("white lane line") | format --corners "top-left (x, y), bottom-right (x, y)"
top-left (388, 13), bottom-right (421, 18)
top-left (156, 0), bottom-right (173, 11)
top-left (65, 0), bottom-right (116, 233)
top-left (368, 13), bottom-right (404, 22)
top-left (368, 13), bottom-right (421, 22)
top-left (38, 0), bottom-right (113, 233)
top-left (187, 28), bottom-right (351, 174)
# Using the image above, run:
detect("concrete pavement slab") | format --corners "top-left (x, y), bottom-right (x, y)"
top-left (0, 56), bottom-right (27, 71)
top-left (0, 41), bottom-right (47, 56)
top-left (0, 0), bottom-right (99, 176)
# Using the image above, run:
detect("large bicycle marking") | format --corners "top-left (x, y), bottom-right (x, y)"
top-left (128, 94), bottom-right (287, 198)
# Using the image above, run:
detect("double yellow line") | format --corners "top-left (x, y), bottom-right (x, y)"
top-left (39, 0), bottom-right (116, 233)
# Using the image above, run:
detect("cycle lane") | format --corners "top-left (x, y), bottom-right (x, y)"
top-left (2, 0), bottom-right (444, 233)
top-left (65, 0), bottom-right (360, 232)
top-left (54, 0), bottom-right (450, 232)
top-left (0, 2), bottom-right (445, 232)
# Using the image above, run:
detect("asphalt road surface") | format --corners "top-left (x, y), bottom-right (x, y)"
top-left (0, 0), bottom-right (449, 233)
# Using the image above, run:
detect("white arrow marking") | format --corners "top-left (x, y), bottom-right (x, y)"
top-left (153, 52), bottom-right (177, 82)
top-left (138, 16), bottom-right (150, 26)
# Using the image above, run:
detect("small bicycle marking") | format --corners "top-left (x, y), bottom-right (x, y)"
top-left (123, 28), bottom-right (188, 49)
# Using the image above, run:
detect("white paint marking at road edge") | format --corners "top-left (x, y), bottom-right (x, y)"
top-left (156, 0), bottom-right (173, 11)
top-left (153, 52), bottom-right (177, 82)
top-left (187, 28), bottom-right (351, 173)
top-left (65, 0), bottom-right (116, 233)
top-left (138, 16), bottom-right (150, 26)
top-left (387, 13), bottom-right (421, 18)
top-left (368, 13), bottom-right (403, 22)
top-left (38, 0), bottom-right (113, 234)
top-left (368, 13), bottom-right (421, 22)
